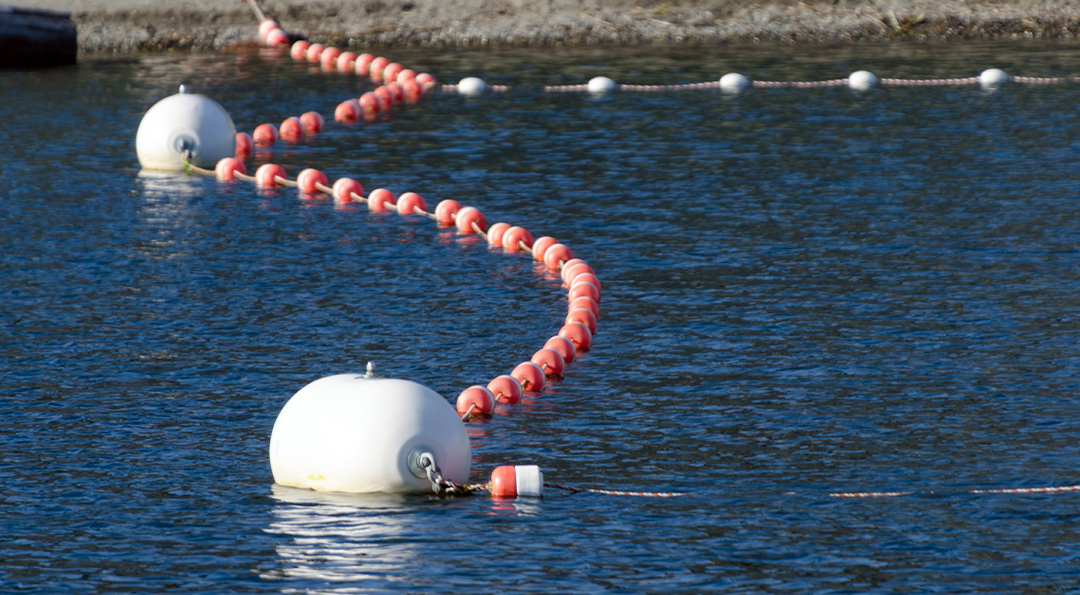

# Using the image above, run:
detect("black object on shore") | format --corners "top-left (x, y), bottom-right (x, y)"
top-left (0, 5), bottom-right (77, 68)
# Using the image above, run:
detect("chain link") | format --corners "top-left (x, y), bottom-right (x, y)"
top-left (417, 452), bottom-right (470, 497)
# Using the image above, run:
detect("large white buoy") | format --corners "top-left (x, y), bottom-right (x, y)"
top-left (587, 76), bottom-right (618, 94)
top-left (135, 85), bottom-right (236, 171)
top-left (457, 76), bottom-right (489, 96)
top-left (848, 70), bottom-right (878, 91)
top-left (719, 72), bottom-right (749, 94)
top-left (269, 368), bottom-right (471, 494)
top-left (980, 68), bottom-right (1009, 88)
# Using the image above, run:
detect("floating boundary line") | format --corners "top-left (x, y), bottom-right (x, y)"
top-left (216, 4), bottom-right (1080, 499)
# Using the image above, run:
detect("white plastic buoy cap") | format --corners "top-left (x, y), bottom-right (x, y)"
top-left (719, 72), bottom-right (749, 94)
top-left (136, 87), bottom-right (236, 171)
top-left (587, 76), bottom-right (618, 94)
top-left (980, 68), bottom-right (1009, 88)
top-left (848, 70), bottom-right (878, 91)
top-left (457, 77), bottom-right (488, 95)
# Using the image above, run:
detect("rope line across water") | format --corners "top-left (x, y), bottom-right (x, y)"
top-left (232, 0), bottom-right (1077, 501)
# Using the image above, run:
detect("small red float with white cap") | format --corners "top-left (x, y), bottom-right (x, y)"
top-left (490, 465), bottom-right (544, 498)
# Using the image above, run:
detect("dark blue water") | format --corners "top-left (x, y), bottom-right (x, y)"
top-left (5, 42), bottom-right (1080, 593)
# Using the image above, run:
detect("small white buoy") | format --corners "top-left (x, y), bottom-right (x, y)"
top-left (719, 72), bottom-right (749, 94)
top-left (135, 85), bottom-right (236, 171)
top-left (269, 371), bottom-right (471, 494)
top-left (457, 76), bottom-right (489, 96)
top-left (980, 68), bottom-right (1009, 88)
top-left (587, 76), bottom-right (618, 94)
top-left (848, 70), bottom-right (878, 91)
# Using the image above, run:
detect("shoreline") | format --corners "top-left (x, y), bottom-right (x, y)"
top-left (16, 1), bottom-right (1080, 53)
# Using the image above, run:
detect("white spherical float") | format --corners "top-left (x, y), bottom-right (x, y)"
top-left (587, 76), bottom-right (618, 94)
top-left (457, 76), bottom-right (489, 96)
top-left (719, 72), bottom-right (749, 94)
top-left (269, 366), bottom-right (471, 494)
top-left (136, 85), bottom-right (236, 171)
top-left (980, 68), bottom-right (1009, 88)
top-left (848, 70), bottom-right (878, 91)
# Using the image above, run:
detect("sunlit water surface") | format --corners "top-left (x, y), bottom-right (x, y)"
top-left (4, 42), bottom-right (1080, 593)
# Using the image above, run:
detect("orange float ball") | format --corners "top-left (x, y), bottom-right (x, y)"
top-left (299, 111), bottom-right (325, 133)
top-left (560, 259), bottom-right (589, 282)
top-left (501, 226), bottom-right (533, 252)
top-left (279, 117), bottom-right (304, 144)
top-left (511, 362), bottom-right (546, 392)
top-left (415, 72), bottom-right (437, 91)
top-left (385, 81), bottom-right (405, 104)
top-left (305, 43), bottom-right (325, 62)
top-left (296, 168), bottom-right (328, 194)
top-left (259, 19), bottom-right (280, 40)
top-left (396, 192), bottom-right (427, 215)
top-left (355, 53), bottom-right (375, 76)
top-left (434, 199), bottom-right (462, 227)
top-left (531, 348), bottom-right (565, 377)
top-left (215, 157), bottom-right (246, 180)
top-left (543, 243), bottom-right (574, 271)
top-left (531, 236), bottom-right (558, 262)
top-left (367, 188), bottom-right (396, 211)
top-left (486, 222), bottom-right (511, 246)
top-left (358, 92), bottom-right (379, 117)
top-left (544, 335), bottom-right (576, 364)
top-left (372, 86), bottom-right (393, 111)
top-left (397, 68), bottom-right (417, 83)
top-left (252, 123), bottom-right (278, 146)
top-left (455, 206), bottom-right (486, 235)
top-left (568, 282), bottom-right (600, 304)
top-left (265, 28), bottom-right (290, 47)
top-left (568, 296), bottom-right (600, 320)
top-left (559, 321), bottom-right (593, 351)
top-left (290, 40), bottom-right (310, 61)
top-left (332, 177), bottom-right (364, 203)
top-left (571, 273), bottom-right (601, 294)
top-left (566, 308), bottom-right (597, 334)
top-left (336, 51), bottom-right (357, 72)
top-left (456, 385), bottom-right (495, 417)
top-left (563, 262), bottom-right (596, 286)
top-left (255, 163), bottom-right (287, 188)
top-left (234, 132), bottom-right (253, 159)
top-left (401, 79), bottom-right (422, 103)
top-left (319, 46), bottom-right (342, 69)
top-left (487, 375), bottom-right (523, 404)
top-left (334, 100), bottom-right (360, 123)
top-left (369, 56), bottom-right (390, 81)
top-left (382, 62), bottom-right (404, 83)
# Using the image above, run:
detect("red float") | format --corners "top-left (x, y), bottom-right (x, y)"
top-left (396, 192), bottom-right (427, 215)
top-left (511, 362), bottom-right (546, 392)
top-left (487, 375), bottom-right (523, 404)
top-left (332, 177), bottom-right (364, 204)
top-left (456, 385), bottom-right (495, 417)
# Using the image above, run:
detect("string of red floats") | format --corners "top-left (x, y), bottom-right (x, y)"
top-left (221, 7), bottom-right (1075, 501)
top-left (194, 10), bottom-right (653, 500)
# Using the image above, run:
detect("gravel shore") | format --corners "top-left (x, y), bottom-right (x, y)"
top-left (17, 0), bottom-right (1080, 53)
